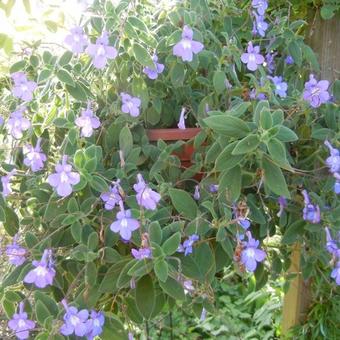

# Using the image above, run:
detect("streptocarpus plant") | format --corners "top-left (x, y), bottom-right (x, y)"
top-left (0, 0), bottom-right (339, 339)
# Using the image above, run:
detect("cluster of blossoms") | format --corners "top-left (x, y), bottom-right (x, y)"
top-left (324, 228), bottom-right (340, 285)
top-left (60, 300), bottom-right (105, 339)
top-left (324, 140), bottom-right (340, 194)
top-left (251, 0), bottom-right (269, 38)
top-left (178, 234), bottom-right (199, 256)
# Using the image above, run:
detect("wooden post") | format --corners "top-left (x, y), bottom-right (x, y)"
top-left (282, 10), bottom-right (340, 335)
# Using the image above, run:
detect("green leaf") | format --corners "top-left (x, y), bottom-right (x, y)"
top-left (260, 109), bottom-right (273, 130)
top-left (213, 70), bottom-right (226, 94)
top-left (56, 69), bottom-right (75, 87)
top-left (169, 188), bottom-right (198, 219)
top-left (333, 80), bottom-right (340, 102)
top-left (4, 207), bottom-right (19, 236)
top-left (127, 16), bottom-right (149, 32)
top-left (215, 142), bottom-right (244, 171)
top-left (35, 300), bottom-right (51, 326)
top-left (89, 175), bottom-right (109, 192)
top-left (320, 5), bottom-right (336, 20)
top-left (58, 51), bottom-right (73, 66)
top-left (282, 220), bottom-right (305, 244)
top-left (154, 260), bottom-right (168, 282)
top-left (135, 275), bottom-right (155, 319)
top-left (66, 83), bottom-right (87, 101)
top-left (276, 126), bottom-right (298, 142)
top-left (132, 43), bottom-right (154, 68)
top-left (254, 100), bottom-right (270, 126)
top-left (9, 60), bottom-right (26, 73)
top-left (34, 291), bottom-right (58, 317)
top-left (161, 232), bottom-right (181, 256)
top-left (0, 206), bottom-right (5, 222)
top-left (148, 221), bottom-right (162, 244)
top-left (159, 277), bottom-right (185, 300)
top-left (170, 63), bottom-right (185, 87)
top-left (288, 40), bottom-right (302, 66)
top-left (119, 126), bottom-right (133, 158)
top-left (262, 156), bottom-right (291, 198)
top-left (232, 134), bottom-right (260, 155)
top-left (267, 138), bottom-right (287, 164)
top-left (219, 165), bottom-right (242, 201)
top-left (203, 115), bottom-right (250, 138)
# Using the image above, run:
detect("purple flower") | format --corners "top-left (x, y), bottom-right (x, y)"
top-left (128, 332), bottom-right (135, 340)
top-left (133, 173), bottom-right (161, 210)
top-left (177, 107), bottom-right (186, 130)
top-left (23, 138), bottom-right (47, 172)
top-left (75, 102), bottom-right (101, 137)
top-left (193, 185), bottom-right (200, 200)
top-left (110, 202), bottom-right (140, 241)
top-left (85, 31), bottom-right (117, 69)
top-left (249, 89), bottom-right (266, 100)
top-left (269, 76), bottom-right (288, 98)
top-left (252, 0), bottom-right (268, 15)
top-left (1, 169), bottom-right (16, 197)
top-left (303, 74), bottom-right (330, 108)
top-left (331, 262), bottom-right (340, 285)
top-left (285, 55), bottom-right (294, 64)
top-left (0, 115), bottom-right (4, 125)
top-left (23, 249), bottom-right (55, 288)
top-left (100, 180), bottom-right (122, 210)
top-left (7, 107), bottom-right (31, 139)
top-left (334, 173), bottom-right (340, 194)
top-left (64, 26), bottom-right (88, 54)
top-left (241, 42), bottom-right (264, 71)
top-left (302, 190), bottom-right (321, 224)
top-left (265, 52), bottom-right (277, 74)
top-left (143, 54), bottom-right (165, 80)
top-left (131, 247), bottom-right (152, 260)
top-left (120, 92), bottom-right (141, 117)
top-left (252, 12), bottom-right (268, 37)
top-left (325, 227), bottom-right (338, 255)
top-left (60, 300), bottom-right (89, 337)
top-left (232, 203), bottom-right (251, 230)
top-left (8, 302), bottom-right (35, 340)
top-left (86, 311), bottom-right (105, 340)
top-left (324, 140), bottom-right (340, 174)
top-left (183, 280), bottom-right (195, 294)
top-left (277, 196), bottom-right (287, 217)
top-left (200, 307), bottom-right (207, 321)
top-left (11, 72), bottom-right (37, 102)
top-left (209, 184), bottom-right (219, 193)
top-left (6, 234), bottom-right (27, 266)
top-left (173, 25), bottom-right (204, 62)
top-left (47, 155), bottom-right (80, 197)
top-left (178, 234), bottom-right (199, 256)
top-left (240, 231), bottom-right (266, 272)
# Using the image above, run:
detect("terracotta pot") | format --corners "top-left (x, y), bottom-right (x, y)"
top-left (146, 128), bottom-right (203, 179)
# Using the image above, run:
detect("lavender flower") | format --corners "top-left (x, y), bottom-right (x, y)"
top-left (334, 173), bottom-right (340, 195)
top-left (11, 72), bottom-right (37, 102)
top-left (173, 25), bottom-right (204, 62)
top-left (178, 234), bottom-right (199, 256)
top-left (325, 227), bottom-right (338, 255)
top-left (232, 204), bottom-right (251, 230)
top-left (86, 31), bottom-right (117, 69)
top-left (252, 12), bottom-right (268, 37)
top-left (324, 140), bottom-right (340, 174)
top-left (302, 190), bottom-right (321, 224)
top-left (100, 180), bottom-right (122, 210)
top-left (177, 107), bottom-right (186, 130)
top-left (183, 280), bottom-right (195, 295)
top-left (133, 173), bottom-right (161, 210)
top-left (285, 55), bottom-right (294, 64)
top-left (249, 89), bottom-right (266, 100)
top-left (331, 262), bottom-right (340, 285)
top-left (277, 196), bottom-right (287, 217)
top-left (1, 169), bottom-right (16, 197)
top-left (209, 184), bottom-right (219, 193)
top-left (75, 102), bottom-right (101, 137)
top-left (240, 231), bottom-right (266, 272)
top-left (265, 52), bottom-right (277, 74)
top-left (110, 202), bottom-right (140, 241)
top-left (8, 302), bottom-right (35, 340)
top-left (252, 0), bottom-right (268, 15)
top-left (193, 185), bottom-right (200, 200)
top-left (6, 235), bottom-right (27, 266)
top-left (23, 249), bottom-right (55, 288)
top-left (120, 92), bottom-right (141, 117)
top-left (23, 138), bottom-right (47, 172)
top-left (7, 107), bottom-right (31, 139)
top-left (0, 115), bottom-right (4, 125)
top-left (64, 26), bottom-right (88, 54)
top-left (143, 54), bottom-right (165, 80)
top-left (269, 76), bottom-right (288, 98)
top-left (131, 247), bottom-right (152, 260)
top-left (47, 155), bottom-right (80, 197)
top-left (200, 307), bottom-right (207, 321)
top-left (60, 300), bottom-right (89, 337)
top-left (86, 311), bottom-right (105, 340)
top-left (241, 42), bottom-right (264, 71)
top-left (303, 74), bottom-right (330, 108)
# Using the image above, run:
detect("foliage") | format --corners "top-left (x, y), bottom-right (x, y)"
top-left (0, 0), bottom-right (339, 339)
